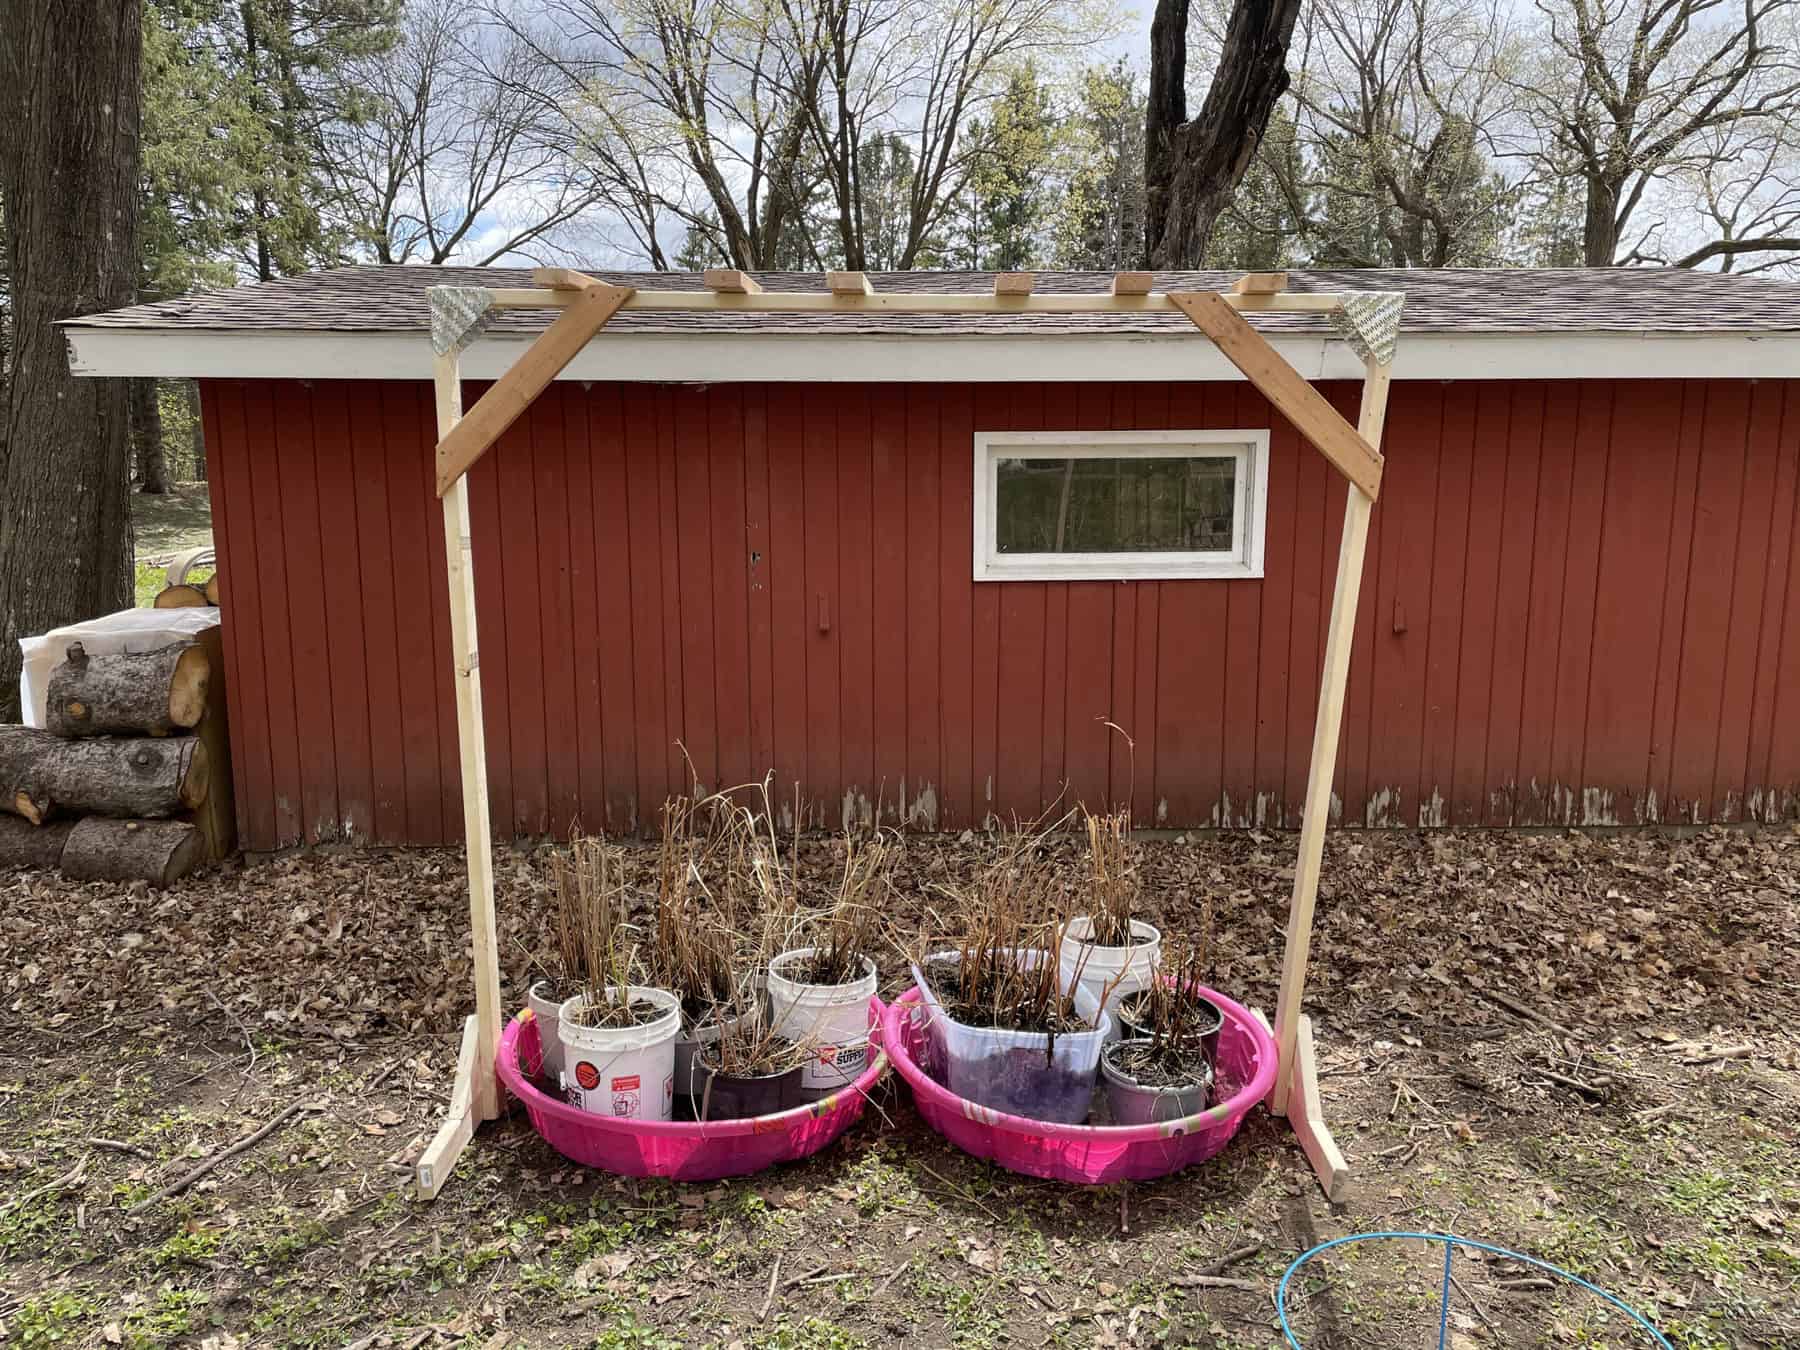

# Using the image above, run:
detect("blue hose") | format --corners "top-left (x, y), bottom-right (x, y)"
top-left (1275, 1231), bottom-right (1673, 1349)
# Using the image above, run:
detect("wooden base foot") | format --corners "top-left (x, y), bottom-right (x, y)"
top-left (1286, 1014), bottom-right (1349, 1203)
top-left (415, 1014), bottom-right (494, 1200)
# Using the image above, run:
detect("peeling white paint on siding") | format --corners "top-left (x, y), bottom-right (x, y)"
top-left (1580, 786), bottom-right (1618, 826)
top-left (1417, 788), bottom-right (1447, 828)
top-left (1365, 787), bottom-right (1399, 828)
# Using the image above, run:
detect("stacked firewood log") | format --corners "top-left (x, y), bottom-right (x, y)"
top-left (0, 633), bottom-right (228, 886)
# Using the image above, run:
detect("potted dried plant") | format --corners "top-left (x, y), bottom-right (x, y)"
top-left (552, 838), bottom-right (681, 1122)
top-left (1058, 808), bottom-right (1161, 1023)
top-left (691, 991), bottom-right (810, 1119)
top-left (767, 830), bottom-right (885, 1098)
top-left (651, 796), bottom-right (744, 1103)
top-left (1113, 892), bottom-right (1218, 1053)
top-left (1100, 942), bottom-right (1223, 1124)
top-left (913, 828), bottom-right (1112, 1123)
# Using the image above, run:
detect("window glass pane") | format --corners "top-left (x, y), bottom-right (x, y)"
top-left (994, 455), bottom-right (1237, 554)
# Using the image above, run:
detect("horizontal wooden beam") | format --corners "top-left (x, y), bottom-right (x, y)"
top-left (434, 283), bottom-right (632, 495)
top-left (995, 272), bottom-right (1035, 296)
top-left (483, 288), bottom-right (1344, 315)
top-left (704, 269), bottom-right (761, 294)
top-left (827, 271), bottom-right (873, 295)
top-left (1169, 290), bottom-right (1384, 500)
top-left (1233, 271), bottom-right (1288, 294)
top-left (1111, 271), bottom-right (1154, 295)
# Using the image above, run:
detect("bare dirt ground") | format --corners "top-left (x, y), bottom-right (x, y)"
top-left (1, 827), bottom-right (1796, 1349)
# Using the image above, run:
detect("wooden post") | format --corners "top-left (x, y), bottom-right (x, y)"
top-left (1272, 356), bottom-right (1392, 1123)
top-left (416, 348), bottom-right (503, 1200)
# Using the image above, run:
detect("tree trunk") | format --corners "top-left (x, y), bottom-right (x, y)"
top-left (0, 726), bottom-right (208, 823)
top-left (0, 815), bottom-right (76, 870)
top-left (131, 378), bottom-right (168, 493)
top-left (1144, 0), bottom-right (1301, 268)
top-left (61, 817), bottom-right (204, 886)
top-left (0, 3), bottom-right (141, 722)
top-left (1584, 175), bottom-right (1622, 267)
top-left (187, 381), bottom-right (206, 483)
top-left (46, 640), bottom-right (210, 738)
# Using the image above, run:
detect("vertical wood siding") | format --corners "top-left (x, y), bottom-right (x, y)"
top-left (201, 377), bottom-right (1800, 849)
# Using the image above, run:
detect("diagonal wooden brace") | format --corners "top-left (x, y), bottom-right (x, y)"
top-left (1168, 291), bottom-right (1384, 500)
top-left (434, 282), bottom-right (632, 495)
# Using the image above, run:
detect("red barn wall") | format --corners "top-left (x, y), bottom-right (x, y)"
top-left (200, 377), bottom-right (1800, 850)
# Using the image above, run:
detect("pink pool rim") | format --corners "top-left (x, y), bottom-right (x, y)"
top-left (497, 999), bottom-right (888, 1181)
top-left (884, 984), bottom-right (1278, 1184)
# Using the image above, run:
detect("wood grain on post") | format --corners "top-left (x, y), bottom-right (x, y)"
top-left (46, 641), bottom-right (210, 738)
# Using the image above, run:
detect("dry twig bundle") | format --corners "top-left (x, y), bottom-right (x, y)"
top-left (924, 824), bottom-right (1086, 1035)
top-left (1082, 806), bottom-right (1139, 946)
top-left (552, 837), bottom-right (657, 1028)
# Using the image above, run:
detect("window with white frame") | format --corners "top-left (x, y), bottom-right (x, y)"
top-left (972, 430), bottom-right (1270, 581)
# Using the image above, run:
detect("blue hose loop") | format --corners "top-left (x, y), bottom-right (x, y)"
top-left (1276, 1231), bottom-right (1674, 1350)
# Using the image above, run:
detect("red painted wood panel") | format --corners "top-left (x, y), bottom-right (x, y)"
top-left (202, 377), bottom-right (1800, 848)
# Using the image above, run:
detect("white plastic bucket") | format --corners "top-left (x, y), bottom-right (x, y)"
top-left (526, 980), bottom-right (567, 1083)
top-left (767, 949), bottom-right (878, 1094)
top-left (911, 950), bottom-right (1112, 1124)
top-left (1058, 918), bottom-right (1162, 1029)
top-left (556, 986), bottom-right (680, 1121)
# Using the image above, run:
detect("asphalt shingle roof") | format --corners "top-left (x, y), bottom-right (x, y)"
top-left (63, 265), bottom-right (1800, 338)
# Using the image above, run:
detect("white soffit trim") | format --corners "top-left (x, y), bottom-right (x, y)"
top-left (64, 327), bottom-right (1800, 383)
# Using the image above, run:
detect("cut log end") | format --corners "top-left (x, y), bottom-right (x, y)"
top-left (154, 584), bottom-right (209, 609)
top-left (61, 818), bottom-right (203, 888)
top-left (179, 739), bottom-right (210, 809)
top-left (203, 574), bottom-right (221, 606)
top-left (168, 645), bottom-right (210, 728)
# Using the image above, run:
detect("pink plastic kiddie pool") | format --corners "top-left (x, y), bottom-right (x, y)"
top-left (497, 1000), bottom-right (888, 1181)
top-left (883, 985), bottom-right (1277, 1184)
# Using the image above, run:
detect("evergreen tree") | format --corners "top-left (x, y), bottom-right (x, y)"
top-left (1054, 61), bottom-right (1146, 270)
top-left (951, 65), bottom-right (1057, 270)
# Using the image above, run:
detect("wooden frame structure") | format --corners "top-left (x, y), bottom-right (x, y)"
top-left (414, 268), bottom-right (1398, 1203)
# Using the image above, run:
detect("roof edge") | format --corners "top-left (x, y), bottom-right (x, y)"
top-left (65, 325), bottom-right (1800, 384)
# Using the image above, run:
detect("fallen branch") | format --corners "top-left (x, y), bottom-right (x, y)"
top-left (0, 1156), bottom-right (89, 1217)
top-left (759, 1255), bottom-right (782, 1322)
top-left (1495, 1276), bottom-right (1555, 1291)
top-left (86, 1137), bottom-right (152, 1160)
top-left (1473, 987), bottom-right (1576, 1041)
top-left (1193, 1242), bottom-right (1262, 1277)
top-left (1170, 1275), bottom-right (1260, 1291)
top-left (874, 1256), bottom-right (913, 1299)
top-left (129, 1101), bottom-right (321, 1212)
top-left (1524, 1064), bottom-right (1610, 1102)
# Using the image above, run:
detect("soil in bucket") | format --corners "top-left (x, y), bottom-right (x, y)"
top-left (557, 986), bottom-right (681, 1122)
top-left (1101, 1037), bottom-right (1214, 1125)
top-left (767, 948), bottom-right (878, 1100)
top-left (692, 1038), bottom-right (806, 1120)
top-left (1115, 984), bottom-right (1225, 1068)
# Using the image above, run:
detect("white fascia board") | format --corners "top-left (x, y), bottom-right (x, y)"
top-left (64, 326), bottom-right (1800, 384)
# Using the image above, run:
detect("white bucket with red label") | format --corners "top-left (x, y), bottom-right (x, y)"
top-left (766, 950), bottom-right (878, 1097)
top-left (556, 986), bottom-right (680, 1122)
